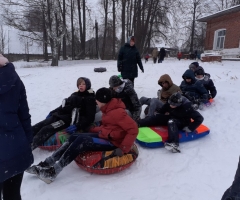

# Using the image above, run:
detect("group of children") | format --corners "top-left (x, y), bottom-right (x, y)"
top-left (26, 61), bottom-right (216, 183)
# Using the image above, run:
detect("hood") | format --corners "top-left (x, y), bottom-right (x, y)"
top-left (158, 74), bottom-right (173, 87)
top-left (0, 63), bottom-right (18, 94)
top-left (182, 69), bottom-right (196, 83)
top-left (101, 98), bottom-right (126, 113)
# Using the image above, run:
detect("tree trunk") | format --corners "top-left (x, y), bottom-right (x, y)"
top-left (82, 0), bottom-right (86, 59)
top-left (121, 0), bottom-right (126, 45)
top-left (112, 0), bottom-right (116, 59)
top-left (71, 0), bottom-right (75, 60)
top-left (62, 0), bottom-right (67, 60)
top-left (190, 2), bottom-right (197, 53)
top-left (95, 20), bottom-right (99, 59)
top-left (102, 0), bottom-right (108, 60)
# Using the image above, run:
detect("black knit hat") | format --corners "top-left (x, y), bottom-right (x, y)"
top-left (168, 92), bottom-right (182, 107)
top-left (195, 66), bottom-right (205, 76)
top-left (189, 62), bottom-right (199, 71)
top-left (109, 75), bottom-right (123, 88)
top-left (77, 77), bottom-right (91, 90)
top-left (96, 87), bottom-right (112, 103)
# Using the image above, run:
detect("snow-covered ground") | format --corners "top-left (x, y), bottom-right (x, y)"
top-left (14, 58), bottom-right (240, 200)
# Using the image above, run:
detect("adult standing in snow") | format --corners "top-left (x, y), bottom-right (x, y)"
top-left (152, 47), bottom-right (158, 64)
top-left (117, 36), bottom-right (144, 87)
top-left (0, 54), bottom-right (34, 199)
top-left (158, 47), bottom-right (166, 63)
top-left (31, 77), bottom-right (96, 150)
top-left (26, 88), bottom-right (139, 183)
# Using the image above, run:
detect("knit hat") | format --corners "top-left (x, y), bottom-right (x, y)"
top-left (189, 62), bottom-right (199, 71)
top-left (96, 87), bottom-right (112, 103)
top-left (0, 54), bottom-right (9, 67)
top-left (76, 77), bottom-right (91, 90)
top-left (194, 66), bottom-right (205, 76)
top-left (168, 92), bottom-right (182, 107)
top-left (109, 75), bottom-right (123, 88)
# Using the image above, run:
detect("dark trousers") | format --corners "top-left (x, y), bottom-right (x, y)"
top-left (153, 57), bottom-right (157, 63)
top-left (137, 114), bottom-right (184, 144)
top-left (0, 172), bottom-right (24, 200)
top-left (128, 78), bottom-right (135, 87)
top-left (48, 133), bottom-right (116, 168)
top-left (222, 156), bottom-right (240, 200)
top-left (32, 116), bottom-right (69, 150)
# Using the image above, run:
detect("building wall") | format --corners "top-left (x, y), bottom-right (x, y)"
top-left (205, 11), bottom-right (240, 51)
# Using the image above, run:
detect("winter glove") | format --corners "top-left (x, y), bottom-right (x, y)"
top-left (66, 125), bottom-right (77, 134)
top-left (67, 96), bottom-right (82, 108)
top-left (141, 69), bottom-right (144, 73)
top-left (46, 113), bottom-right (52, 119)
top-left (182, 126), bottom-right (192, 133)
top-left (112, 148), bottom-right (124, 157)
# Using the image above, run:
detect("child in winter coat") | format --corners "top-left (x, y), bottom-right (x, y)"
top-left (140, 74), bottom-right (181, 117)
top-left (177, 52), bottom-right (182, 60)
top-left (0, 55), bottom-right (33, 199)
top-left (145, 54), bottom-right (150, 63)
top-left (31, 77), bottom-right (96, 150)
top-left (194, 66), bottom-right (217, 100)
top-left (180, 69), bottom-right (208, 110)
top-left (26, 88), bottom-right (138, 183)
top-left (137, 92), bottom-right (203, 153)
top-left (109, 75), bottom-right (142, 121)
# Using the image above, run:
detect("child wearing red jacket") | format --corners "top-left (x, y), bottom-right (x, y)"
top-left (26, 88), bottom-right (138, 183)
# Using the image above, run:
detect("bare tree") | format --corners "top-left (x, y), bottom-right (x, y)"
top-left (0, 25), bottom-right (7, 53)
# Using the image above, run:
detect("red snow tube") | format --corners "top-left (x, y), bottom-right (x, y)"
top-left (75, 144), bottom-right (139, 174)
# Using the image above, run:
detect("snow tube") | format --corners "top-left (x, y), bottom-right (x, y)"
top-left (137, 124), bottom-right (210, 148)
top-left (75, 144), bottom-right (138, 174)
top-left (94, 67), bottom-right (107, 72)
top-left (38, 130), bottom-right (69, 151)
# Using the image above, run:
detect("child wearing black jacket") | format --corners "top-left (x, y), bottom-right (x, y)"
top-left (31, 77), bottom-right (96, 150)
top-left (137, 92), bottom-right (203, 153)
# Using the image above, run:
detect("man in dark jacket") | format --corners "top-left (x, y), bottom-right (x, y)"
top-left (117, 36), bottom-right (144, 86)
top-left (221, 156), bottom-right (240, 200)
top-left (180, 69), bottom-right (208, 110)
top-left (31, 77), bottom-right (96, 150)
top-left (137, 92), bottom-right (203, 153)
top-left (0, 55), bottom-right (33, 199)
top-left (158, 47), bottom-right (166, 63)
top-left (109, 75), bottom-right (141, 121)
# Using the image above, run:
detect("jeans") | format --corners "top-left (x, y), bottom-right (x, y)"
top-left (140, 97), bottom-right (164, 116)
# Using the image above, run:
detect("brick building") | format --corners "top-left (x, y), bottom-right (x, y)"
top-left (198, 5), bottom-right (240, 59)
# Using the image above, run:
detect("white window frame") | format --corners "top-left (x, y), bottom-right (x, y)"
top-left (213, 29), bottom-right (226, 50)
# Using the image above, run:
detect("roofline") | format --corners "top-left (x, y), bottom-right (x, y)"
top-left (197, 5), bottom-right (240, 22)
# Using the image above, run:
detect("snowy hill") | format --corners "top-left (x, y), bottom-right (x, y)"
top-left (14, 58), bottom-right (240, 200)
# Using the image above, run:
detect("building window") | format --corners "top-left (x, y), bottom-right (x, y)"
top-left (213, 29), bottom-right (226, 50)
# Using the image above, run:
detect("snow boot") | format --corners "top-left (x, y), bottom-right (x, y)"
top-left (25, 161), bottom-right (50, 175)
top-left (164, 142), bottom-right (181, 153)
top-left (37, 166), bottom-right (57, 184)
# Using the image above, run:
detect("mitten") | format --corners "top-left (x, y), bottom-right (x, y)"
top-left (183, 126), bottom-right (192, 133)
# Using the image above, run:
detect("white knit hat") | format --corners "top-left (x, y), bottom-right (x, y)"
top-left (0, 54), bottom-right (9, 67)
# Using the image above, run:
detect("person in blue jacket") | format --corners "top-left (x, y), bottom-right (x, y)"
top-left (0, 54), bottom-right (33, 200)
top-left (180, 69), bottom-right (208, 110)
